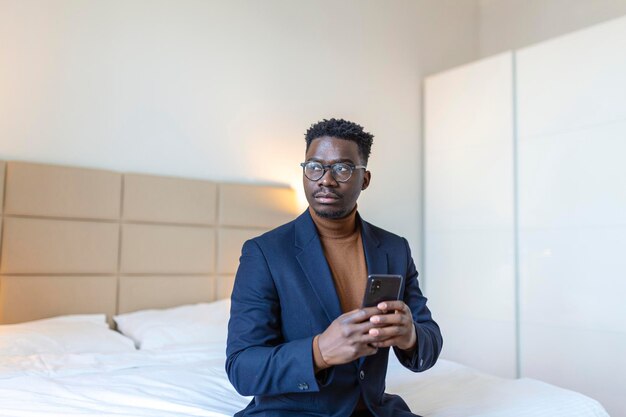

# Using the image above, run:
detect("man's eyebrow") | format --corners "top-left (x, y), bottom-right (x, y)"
top-left (306, 158), bottom-right (356, 164)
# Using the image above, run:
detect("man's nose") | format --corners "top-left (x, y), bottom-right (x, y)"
top-left (319, 168), bottom-right (338, 186)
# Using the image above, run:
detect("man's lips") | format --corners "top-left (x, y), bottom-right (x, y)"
top-left (314, 192), bottom-right (341, 204)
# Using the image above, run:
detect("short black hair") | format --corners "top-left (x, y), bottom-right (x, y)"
top-left (305, 118), bottom-right (374, 164)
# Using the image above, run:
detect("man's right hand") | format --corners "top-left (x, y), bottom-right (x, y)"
top-left (316, 307), bottom-right (383, 367)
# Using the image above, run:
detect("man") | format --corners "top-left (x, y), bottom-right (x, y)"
top-left (226, 118), bottom-right (442, 417)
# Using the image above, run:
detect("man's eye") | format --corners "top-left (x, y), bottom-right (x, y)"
top-left (335, 165), bottom-right (349, 173)
top-left (309, 164), bottom-right (323, 171)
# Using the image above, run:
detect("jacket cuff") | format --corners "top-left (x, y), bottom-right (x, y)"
top-left (394, 322), bottom-right (426, 371)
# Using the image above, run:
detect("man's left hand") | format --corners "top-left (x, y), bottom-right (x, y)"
top-left (367, 300), bottom-right (416, 351)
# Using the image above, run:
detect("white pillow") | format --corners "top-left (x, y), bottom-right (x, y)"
top-left (113, 299), bottom-right (230, 350)
top-left (0, 314), bottom-right (136, 356)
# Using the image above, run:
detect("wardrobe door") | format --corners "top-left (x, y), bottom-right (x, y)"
top-left (516, 16), bottom-right (626, 417)
top-left (424, 52), bottom-right (516, 378)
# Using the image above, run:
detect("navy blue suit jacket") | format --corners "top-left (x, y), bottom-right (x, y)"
top-left (226, 210), bottom-right (442, 417)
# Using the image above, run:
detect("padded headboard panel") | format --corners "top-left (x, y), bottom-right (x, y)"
top-left (0, 161), bottom-right (299, 324)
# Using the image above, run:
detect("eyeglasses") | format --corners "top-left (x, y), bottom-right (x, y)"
top-left (300, 161), bottom-right (366, 183)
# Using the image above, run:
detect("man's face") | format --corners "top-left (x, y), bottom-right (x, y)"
top-left (303, 136), bottom-right (371, 219)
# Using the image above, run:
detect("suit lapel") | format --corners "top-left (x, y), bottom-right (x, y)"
top-left (295, 211), bottom-right (342, 323)
top-left (354, 214), bottom-right (389, 368)
top-left (358, 216), bottom-right (389, 368)
top-left (359, 214), bottom-right (388, 276)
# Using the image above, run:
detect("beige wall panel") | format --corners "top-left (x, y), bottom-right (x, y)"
top-left (0, 161), bottom-right (5, 213)
top-left (217, 228), bottom-right (264, 274)
top-left (118, 275), bottom-right (215, 313)
top-left (4, 162), bottom-right (121, 219)
top-left (219, 184), bottom-right (299, 228)
top-left (0, 218), bottom-right (119, 274)
top-left (123, 173), bottom-right (217, 224)
top-left (0, 275), bottom-right (117, 324)
top-left (120, 224), bottom-right (215, 273)
top-left (216, 275), bottom-right (236, 300)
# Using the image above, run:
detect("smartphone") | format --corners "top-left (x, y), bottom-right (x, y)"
top-left (361, 274), bottom-right (403, 308)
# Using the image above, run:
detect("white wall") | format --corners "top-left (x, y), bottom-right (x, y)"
top-left (0, 0), bottom-right (479, 266)
top-left (479, 0), bottom-right (626, 57)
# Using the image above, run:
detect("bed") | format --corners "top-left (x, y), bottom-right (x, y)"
top-left (0, 300), bottom-right (610, 417)
top-left (0, 161), bottom-right (610, 417)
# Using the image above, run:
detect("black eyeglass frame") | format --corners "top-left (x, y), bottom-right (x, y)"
top-left (300, 161), bottom-right (367, 183)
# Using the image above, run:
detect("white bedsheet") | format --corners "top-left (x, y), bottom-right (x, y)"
top-left (0, 343), bottom-right (247, 417)
top-left (386, 354), bottom-right (609, 417)
top-left (0, 343), bottom-right (609, 417)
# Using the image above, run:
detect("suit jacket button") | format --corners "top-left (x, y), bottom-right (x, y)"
top-left (359, 370), bottom-right (365, 380)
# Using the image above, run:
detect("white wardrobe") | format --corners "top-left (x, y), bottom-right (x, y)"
top-left (424, 16), bottom-right (626, 417)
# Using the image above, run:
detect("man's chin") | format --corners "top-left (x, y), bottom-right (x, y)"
top-left (313, 207), bottom-right (348, 219)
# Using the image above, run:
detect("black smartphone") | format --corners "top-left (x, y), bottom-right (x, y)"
top-left (361, 274), bottom-right (403, 308)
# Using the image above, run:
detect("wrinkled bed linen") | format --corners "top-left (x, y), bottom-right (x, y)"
top-left (0, 343), bottom-right (609, 417)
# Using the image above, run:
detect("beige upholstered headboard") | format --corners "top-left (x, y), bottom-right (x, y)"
top-left (0, 161), bottom-right (299, 324)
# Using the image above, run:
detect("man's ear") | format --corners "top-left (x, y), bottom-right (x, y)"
top-left (361, 171), bottom-right (371, 190)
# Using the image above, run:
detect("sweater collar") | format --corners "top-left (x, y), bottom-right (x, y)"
top-left (308, 205), bottom-right (358, 239)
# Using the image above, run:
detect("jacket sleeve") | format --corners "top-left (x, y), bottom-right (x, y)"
top-left (393, 237), bottom-right (443, 372)
top-left (225, 239), bottom-right (321, 397)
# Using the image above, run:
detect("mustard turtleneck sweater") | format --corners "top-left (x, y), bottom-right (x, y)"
top-left (309, 205), bottom-right (368, 372)
top-left (309, 205), bottom-right (368, 313)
